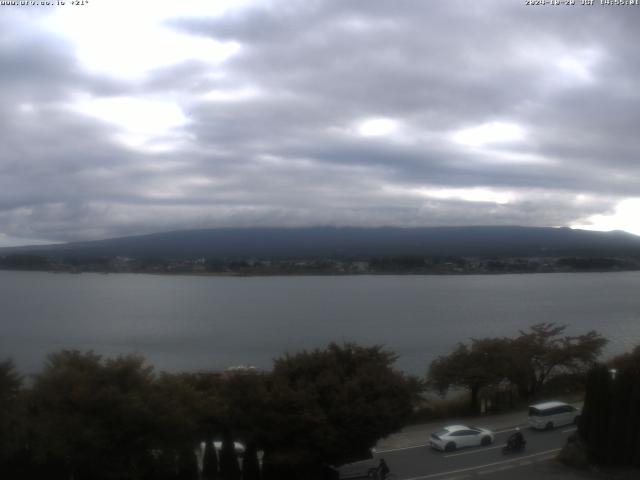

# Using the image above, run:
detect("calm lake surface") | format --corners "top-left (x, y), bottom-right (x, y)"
top-left (1, 270), bottom-right (639, 376)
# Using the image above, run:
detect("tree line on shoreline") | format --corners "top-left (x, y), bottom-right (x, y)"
top-left (3, 252), bottom-right (640, 275)
top-left (0, 323), bottom-right (628, 479)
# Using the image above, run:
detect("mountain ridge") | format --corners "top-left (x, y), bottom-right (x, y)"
top-left (2, 226), bottom-right (640, 260)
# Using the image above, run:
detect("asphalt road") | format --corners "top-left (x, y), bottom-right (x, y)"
top-left (382, 424), bottom-right (575, 479)
top-left (339, 418), bottom-right (577, 480)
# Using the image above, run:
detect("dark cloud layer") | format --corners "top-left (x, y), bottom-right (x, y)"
top-left (1, 0), bottom-right (639, 245)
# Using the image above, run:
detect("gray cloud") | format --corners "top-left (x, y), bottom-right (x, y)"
top-left (1, 0), bottom-right (640, 244)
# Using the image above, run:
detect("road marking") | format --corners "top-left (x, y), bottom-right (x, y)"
top-left (375, 443), bottom-right (429, 453)
top-left (561, 427), bottom-right (577, 433)
top-left (402, 448), bottom-right (561, 480)
top-left (443, 444), bottom-right (505, 458)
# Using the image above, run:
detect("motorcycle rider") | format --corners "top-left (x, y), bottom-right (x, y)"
top-left (507, 427), bottom-right (526, 450)
top-left (376, 458), bottom-right (390, 479)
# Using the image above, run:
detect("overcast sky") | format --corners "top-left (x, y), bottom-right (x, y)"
top-left (1, 0), bottom-right (640, 246)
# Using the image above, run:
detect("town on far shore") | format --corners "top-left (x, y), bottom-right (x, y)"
top-left (2, 253), bottom-right (640, 275)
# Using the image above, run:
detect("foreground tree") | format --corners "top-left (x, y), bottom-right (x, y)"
top-left (217, 370), bottom-right (269, 443)
top-left (262, 343), bottom-right (419, 478)
top-left (428, 338), bottom-right (511, 412)
top-left (0, 359), bottom-right (25, 477)
top-left (176, 446), bottom-right (198, 480)
top-left (428, 323), bottom-right (607, 409)
top-left (151, 373), bottom-right (203, 447)
top-left (579, 348), bottom-right (640, 467)
top-left (4, 343), bottom-right (419, 479)
top-left (511, 323), bottom-right (607, 398)
top-left (610, 345), bottom-right (640, 373)
top-left (29, 351), bottom-right (161, 480)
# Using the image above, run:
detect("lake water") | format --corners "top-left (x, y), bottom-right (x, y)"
top-left (1, 270), bottom-right (639, 376)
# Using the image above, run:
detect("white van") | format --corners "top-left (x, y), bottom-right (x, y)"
top-left (528, 401), bottom-right (580, 430)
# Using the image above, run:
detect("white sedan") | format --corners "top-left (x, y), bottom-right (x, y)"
top-left (429, 425), bottom-right (495, 452)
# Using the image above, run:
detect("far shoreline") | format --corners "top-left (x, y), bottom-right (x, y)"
top-left (2, 266), bottom-right (640, 278)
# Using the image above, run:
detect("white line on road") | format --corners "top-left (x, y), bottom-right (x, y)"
top-left (561, 427), bottom-right (577, 433)
top-left (402, 448), bottom-right (561, 480)
top-left (375, 443), bottom-right (429, 453)
top-left (443, 444), bottom-right (505, 458)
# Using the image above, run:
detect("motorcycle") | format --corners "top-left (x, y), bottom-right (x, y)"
top-left (502, 438), bottom-right (526, 454)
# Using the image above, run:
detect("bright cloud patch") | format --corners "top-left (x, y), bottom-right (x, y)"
top-left (71, 96), bottom-right (189, 150)
top-left (451, 121), bottom-right (525, 147)
top-left (0, 233), bottom-right (59, 248)
top-left (384, 185), bottom-right (515, 205)
top-left (417, 187), bottom-right (515, 205)
top-left (554, 48), bottom-right (603, 85)
top-left (572, 198), bottom-right (640, 236)
top-left (44, 0), bottom-right (243, 79)
top-left (357, 117), bottom-right (399, 137)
